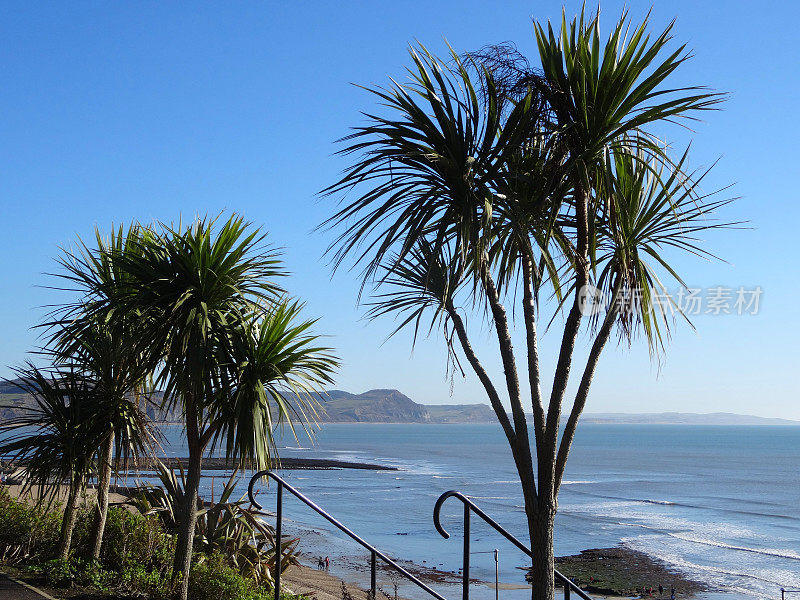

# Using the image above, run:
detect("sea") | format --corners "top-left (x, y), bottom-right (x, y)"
top-left (141, 423), bottom-right (800, 600)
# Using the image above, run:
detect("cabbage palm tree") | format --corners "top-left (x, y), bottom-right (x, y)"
top-left (46, 225), bottom-right (159, 560)
top-left (96, 215), bottom-right (338, 600)
top-left (324, 9), bottom-right (730, 600)
top-left (0, 364), bottom-right (106, 560)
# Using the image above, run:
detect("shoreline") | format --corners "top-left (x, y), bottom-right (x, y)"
top-left (290, 552), bottom-right (643, 600)
top-left (293, 545), bottom-right (710, 600)
top-left (0, 480), bottom-right (714, 600)
top-left (0, 483), bottom-right (711, 600)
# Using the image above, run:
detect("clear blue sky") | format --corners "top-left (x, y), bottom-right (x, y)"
top-left (1, 2), bottom-right (797, 418)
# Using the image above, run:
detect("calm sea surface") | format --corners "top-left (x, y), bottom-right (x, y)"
top-left (148, 424), bottom-right (800, 600)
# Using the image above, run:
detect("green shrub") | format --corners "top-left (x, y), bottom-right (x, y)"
top-left (2, 491), bottom-right (309, 600)
top-left (101, 506), bottom-right (175, 573)
top-left (32, 505), bottom-right (175, 598)
top-left (74, 558), bottom-right (113, 589)
top-left (189, 552), bottom-right (273, 600)
top-left (96, 507), bottom-right (175, 598)
top-left (119, 563), bottom-right (174, 599)
top-left (41, 557), bottom-right (113, 589)
top-left (41, 558), bottom-right (75, 587)
top-left (0, 489), bottom-right (60, 564)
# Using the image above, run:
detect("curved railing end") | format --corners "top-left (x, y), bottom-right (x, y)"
top-left (433, 490), bottom-right (470, 539)
top-left (247, 469), bottom-right (274, 510)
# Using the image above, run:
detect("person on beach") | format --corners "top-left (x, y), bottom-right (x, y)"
top-left (659, 584), bottom-right (663, 597)
top-left (325, 556), bottom-right (330, 570)
top-left (671, 586), bottom-right (675, 599)
top-left (317, 557), bottom-right (324, 569)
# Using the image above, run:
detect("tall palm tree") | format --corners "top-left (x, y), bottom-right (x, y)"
top-left (0, 364), bottom-right (106, 561)
top-left (93, 215), bottom-right (338, 600)
top-left (323, 9), bottom-right (731, 600)
top-left (45, 225), bottom-right (159, 560)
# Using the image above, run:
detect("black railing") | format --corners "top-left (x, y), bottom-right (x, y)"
top-left (434, 491), bottom-right (593, 600)
top-left (247, 471), bottom-right (447, 600)
top-left (782, 589), bottom-right (800, 600)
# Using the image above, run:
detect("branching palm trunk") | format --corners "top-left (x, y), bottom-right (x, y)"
top-left (58, 476), bottom-right (82, 561)
top-left (525, 185), bottom-right (591, 600)
top-left (446, 235), bottom-right (619, 600)
top-left (90, 430), bottom-right (114, 560)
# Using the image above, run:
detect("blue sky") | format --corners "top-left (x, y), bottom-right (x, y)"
top-left (1, 2), bottom-right (797, 418)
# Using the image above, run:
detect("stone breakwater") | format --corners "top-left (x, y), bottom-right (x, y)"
top-left (1, 456), bottom-right (397, 473)
top-left (123, 456), bottom-right (396, 472)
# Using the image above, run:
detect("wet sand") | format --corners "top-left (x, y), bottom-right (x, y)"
top-left (283, 564), bottom-right (387, 600)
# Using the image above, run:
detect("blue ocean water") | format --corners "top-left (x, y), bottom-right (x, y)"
top-left (146, 424), bottom-right (800, 600)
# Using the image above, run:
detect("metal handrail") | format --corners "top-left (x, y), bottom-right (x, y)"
top-left (434, 490), bottom-right (593, 600)
top-left (782, 589), bottom-right (800, 600)
top-left (248, 471), bottom-right (447, 600)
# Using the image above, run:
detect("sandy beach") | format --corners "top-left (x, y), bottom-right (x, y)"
top-left (280, 561), bottom-right (634, 600)
top-left (3, 482), bottom-right (129, 508)
top-left (283, 564), bottom-right (386, 600)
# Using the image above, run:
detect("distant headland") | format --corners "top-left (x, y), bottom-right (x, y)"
top-left (1, 380), bottom-right (796, 425)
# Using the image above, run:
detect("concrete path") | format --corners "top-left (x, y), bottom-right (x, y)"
top-left (0, 574), bottom-right (56, 599)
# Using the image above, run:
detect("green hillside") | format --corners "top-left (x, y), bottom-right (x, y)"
top-left (0, 381), bottom-right (496, 424)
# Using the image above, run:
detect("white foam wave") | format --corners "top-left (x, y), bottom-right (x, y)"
top-left (622, 538), bottom-right (800, 597)
top-left (666, 533), bottom-right (800, 561)
top-left (468, 496), bottom-right (513, 500)
top-left (571, 499), bottom-right (761, 541)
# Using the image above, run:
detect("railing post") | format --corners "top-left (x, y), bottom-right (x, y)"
top-left (493, 549), bottom-right (499, 600)
top-left (462, 503), bottom-right (470, 600)
top-left (250, 471), bottom-right (449, 600)
top-left (275, 481), bottom-right (283, 600)
top-left (370, 550), bottom-right (377, 600)
top-left (564, 581), bottom-right (571, 600)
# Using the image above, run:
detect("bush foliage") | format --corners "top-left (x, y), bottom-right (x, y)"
top-left (0, 489), bottom-right (291, 600)
top-left (0, 489), bottom-right (60, 564)
top-left (189, 552), bottom-right (274, 600)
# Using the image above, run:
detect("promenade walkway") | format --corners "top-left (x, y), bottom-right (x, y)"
top-left (0, 574), bottom-right (55, 599)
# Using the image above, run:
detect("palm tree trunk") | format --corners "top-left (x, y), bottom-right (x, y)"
top-left (58, 478), bottom-right (81, 561)
top-left (174, 408), bottom-right (203, 600)
top-left (528, 507), bottom-right (555, 600)
top-left (90, 431), bottom-right (114, 560)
